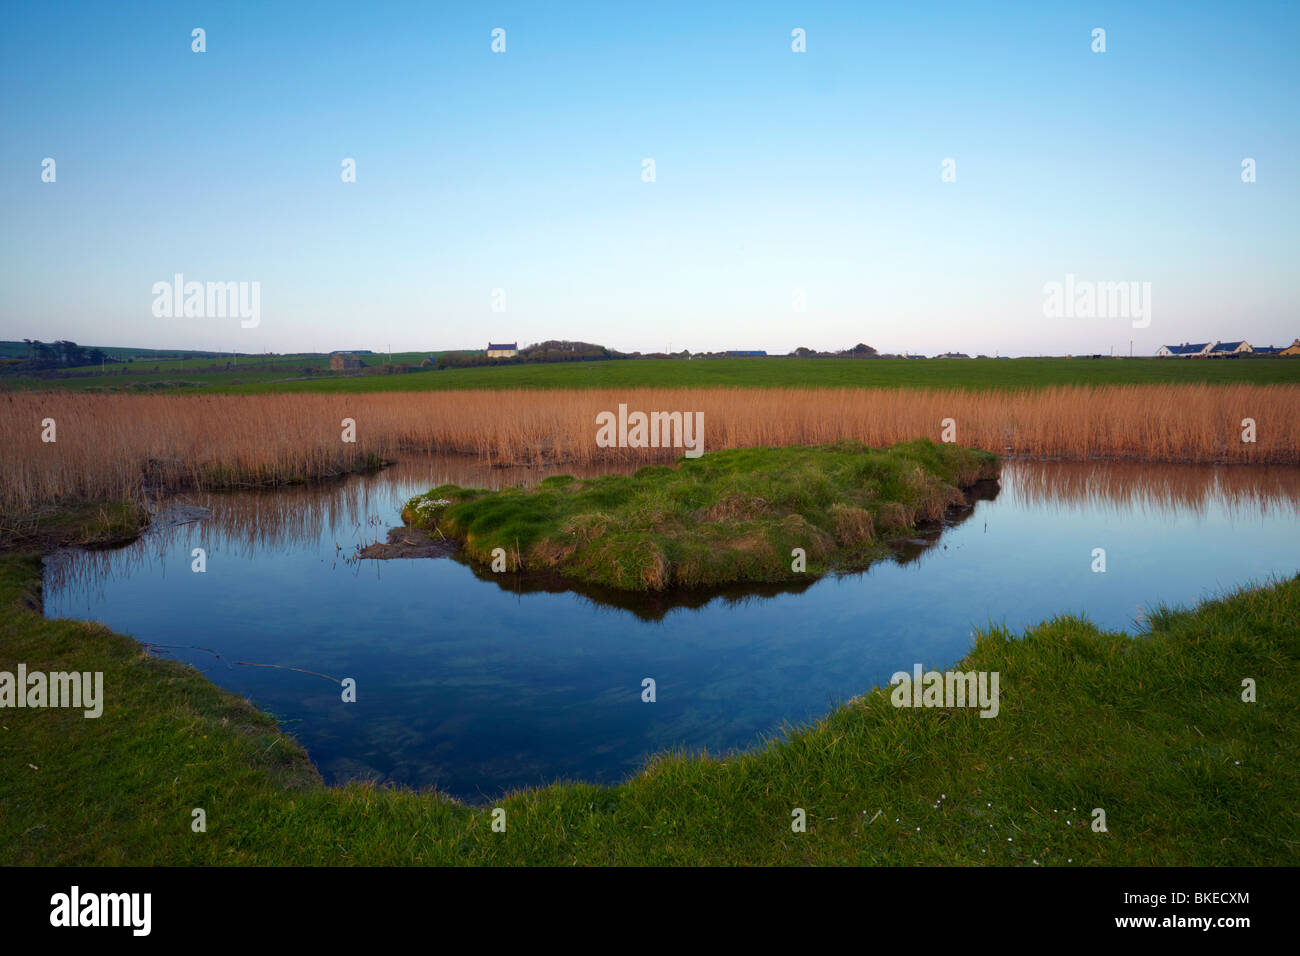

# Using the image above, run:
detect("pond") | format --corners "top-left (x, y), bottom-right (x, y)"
top-left (44, 455), bottom-right (1300, 803)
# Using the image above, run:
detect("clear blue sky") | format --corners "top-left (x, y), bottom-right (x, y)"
top-left (2, 1), bottom-right (1297, 356)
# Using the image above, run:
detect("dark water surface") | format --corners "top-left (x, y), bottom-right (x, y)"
top-left (44, 456), bottom-right (1300, 802)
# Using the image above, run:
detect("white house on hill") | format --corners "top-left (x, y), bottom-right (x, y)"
top-left (486, 342), bottom-right (518, 358)
top-left (1156, 342), bottom-right (1211, 357)
top-left (1209, 341), bottom-right (1252, 356)
top-left (1158, 340), bottom-right (1255, 358)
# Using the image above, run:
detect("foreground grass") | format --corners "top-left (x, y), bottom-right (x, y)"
top-left (6, 356), bottom-right (1299, 395)
top-left (1, 514), bottom-right (1296, 864)
top-left (403, 439), bottom-right (999, 590)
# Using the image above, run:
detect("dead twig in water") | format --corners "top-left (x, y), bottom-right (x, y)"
top-left (140, 641), bottom-right (339, 683)
top-left (232, 661), bottom-right (340, 684)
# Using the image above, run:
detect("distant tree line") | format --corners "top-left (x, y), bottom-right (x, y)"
top-left (431, 341), bottom-right (907, 368)
top-left (15, 339), bottom-right (109, 369)
top-left (790, 343), bottom-right (880, 358)
top-left (437, 340), bottom-right (618, 369)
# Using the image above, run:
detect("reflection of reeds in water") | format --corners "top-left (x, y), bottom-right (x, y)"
top-left (43, 454), bottom-right (1300, 602)
top-left (41, 454), bottom-right (634, 597)
top-left (5, 385), bottom-right (1298, 512)
top-left (156, 454), bottom-right (631, 552)
top-left (1005, 460), bottom-right (1300, 517)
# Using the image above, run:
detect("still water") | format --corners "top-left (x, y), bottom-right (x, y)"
top-left (44, 456), bottom-right (1300, 802)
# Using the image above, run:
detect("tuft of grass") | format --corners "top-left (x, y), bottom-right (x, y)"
top-left (0, 500), bottom-right (150, 555)
top-left (402, 440), bottom-right (999, 590)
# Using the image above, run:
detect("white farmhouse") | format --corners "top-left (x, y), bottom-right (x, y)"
top-left (1208, 341), bottom-right (1252, 356)
top-left (1155, 342), bottom-right (1211, 358)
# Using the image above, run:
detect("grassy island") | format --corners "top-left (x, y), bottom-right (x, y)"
top-left (401, 439), bottom-right (1001, 591)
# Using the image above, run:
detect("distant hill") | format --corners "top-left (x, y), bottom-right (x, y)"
top-left (0, 341), bottom-right (260, 362)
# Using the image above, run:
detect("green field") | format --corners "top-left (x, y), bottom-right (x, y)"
top-left (0, 342), bottom-right (434, 366)
top-left (0, 350), bottom-right (442, 392)
top-left (1, 505), bottom-right (1297, 865)
top-left (4, 356), bottom-right (1298, 394)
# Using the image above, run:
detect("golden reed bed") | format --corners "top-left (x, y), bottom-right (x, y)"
top-left (3, 385), bottom-right (1297, 512)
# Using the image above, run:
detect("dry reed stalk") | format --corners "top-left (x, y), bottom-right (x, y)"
top-left (3, 386), bottom-right (1296, 513)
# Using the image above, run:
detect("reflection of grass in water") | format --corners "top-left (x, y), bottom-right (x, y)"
top-left (449, 473), bottom-right (1001, 620)
top-left (4, 528), bottom-right (1298, 864)
top-left (404, 439), bottom-right (999, 591)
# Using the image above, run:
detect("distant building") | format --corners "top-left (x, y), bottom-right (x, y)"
top-left (935, 352), bottom-right (970, 359)
top-left (1254, 340), bottom-right (1300, 355)
top-left (1209, 340), bottom-right (1252, 356)
top-left (1156, 342), bottom-right (1211, 358)
top-left (724, 350), bottom-right (767, 357)
top-left (486, 342), bottom-right (518, 358)
top-left (329, 352), bottom-right (365, 370)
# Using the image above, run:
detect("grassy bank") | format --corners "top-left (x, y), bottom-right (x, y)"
top-left (5, 384), bottom-right (1296, 512)
top-left (402, 440), bottom-right (999, 590)
top-left (5, 356), bottom-right (1299, 394)
top-left (1, 510), bottom-right (1296, 864)
top-left (0, 501), bottom-right (151, 556)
